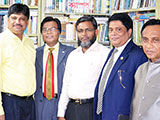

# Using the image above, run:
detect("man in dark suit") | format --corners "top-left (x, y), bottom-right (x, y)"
top-left (94, 13), bottom-right (147, 120)
top-left (34, 16), bottom-right (74, 120)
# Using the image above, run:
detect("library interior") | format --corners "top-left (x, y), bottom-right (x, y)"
top-left (0, 0), bottom-right (157, 48)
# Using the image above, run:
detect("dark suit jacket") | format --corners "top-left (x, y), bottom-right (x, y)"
top-left (34, 43), bottom-right (74, 120)
top-left (94, 40), bottom-right (147, 120)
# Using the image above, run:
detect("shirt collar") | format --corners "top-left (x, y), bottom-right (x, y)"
top-left (6, 28), bottom-right (27, 42)
top-left (149, 58), bottom-right (160, 64)
top-left (116, 38), bottom-right (131, 53)
top-left (44, 42), bottom-right (59, 52)
top-left (77, 41), bottom-right (99, 53)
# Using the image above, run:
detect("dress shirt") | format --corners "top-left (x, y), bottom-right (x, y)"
top-left (58, 42), bottom-right (110, 117)
top-left (0, 29), bottom-right (36, 115)
top-left (102, 38), bottom-right (131, 88)
top-left (42, 43), bottom-right (59, 94)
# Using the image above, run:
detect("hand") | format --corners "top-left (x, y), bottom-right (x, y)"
top-left (58, 117), bottom-right (66, 120)
top-left (0, 114), bottom-right (5, 120)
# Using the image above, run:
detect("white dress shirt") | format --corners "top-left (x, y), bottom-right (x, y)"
top-left (58, 42), bottom-right (110, 117)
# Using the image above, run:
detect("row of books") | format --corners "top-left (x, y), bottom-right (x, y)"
top-left (113, 0), bottom-right (156, 10)
top-left (0, 0), bottom-right (38, 6)
top-left (0, 9), bottom-right (38, 35)
top-left (129, 12), bottom-right (155, 45)
top-left (0, 9), bottom-right (38, 48)
top-left (57, 16), bottom-right (109, 46)
top-left (0, 14), bottom-right (38, 47)
top-left (25, 10), bottom-right (38, 34)
top-left (60, 12), bottom-right (156, 46)
top-left (30, 36), bottom-right (38, 48)
top-left (45, 0), bottom-right (111, 14)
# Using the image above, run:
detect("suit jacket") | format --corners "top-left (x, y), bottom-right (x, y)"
top-left (94, 40), bottom-right (147, 120)
top-left (130, 60), bottom-right (160, 120)
top-left (34, 43), bottom-right (74, 120)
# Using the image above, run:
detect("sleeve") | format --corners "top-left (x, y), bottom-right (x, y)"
top-left (0, 39), bottom-right (4, 115)
top-left (57, 55), bottom-right (71, 117)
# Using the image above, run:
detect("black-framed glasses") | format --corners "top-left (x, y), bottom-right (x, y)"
top-left (42, 27), bottom-right (58, 33)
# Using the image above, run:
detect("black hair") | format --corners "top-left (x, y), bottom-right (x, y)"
top-left (8, 3), bottom-right (30, 20)
top-left (40, 16), bottom-right (61, 34)
top-left (108, 13), bottom-right (133, 31)
top-left (75, 16), bottom-right (98, 30)
top-left (141, 19), bottom-right (160, 34)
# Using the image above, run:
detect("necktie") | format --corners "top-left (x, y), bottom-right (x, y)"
top-left (44, 48), bottom-right (54, 100)
top-left (96, 48), bottom-right (118, 114)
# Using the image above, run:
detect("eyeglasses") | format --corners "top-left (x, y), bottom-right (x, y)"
top-left (77, 28), bottom-right (94, 34)
top-left (42, 27), bottom-right (58, 33)
top-left (118, 70), bottom-right (125, 89)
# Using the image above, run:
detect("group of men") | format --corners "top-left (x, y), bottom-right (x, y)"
top-left (0, 3), bottom-right (160, 120)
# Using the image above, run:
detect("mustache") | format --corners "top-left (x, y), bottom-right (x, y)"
top-left (13, 24), bottom-right (23, 27)
top-left (78, 34), bottom-right (96, 47)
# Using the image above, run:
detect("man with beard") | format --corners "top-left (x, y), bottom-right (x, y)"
top-left (57, 16), bottom-right (110, 120)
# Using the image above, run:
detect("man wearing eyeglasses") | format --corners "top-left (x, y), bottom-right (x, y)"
top-left (57, 16), bottom-right (110, 120)
top-left (130, 19), bottom-right (160, 120)
top-left (34, 16), bottom-right (75, 120)
top-left (94, 13), bottom-right (147, 120)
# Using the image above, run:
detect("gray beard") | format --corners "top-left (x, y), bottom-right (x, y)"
top-left (80, 41), bottom-right (92, 48)
top-left (79, 33), bottom-right (97, 48)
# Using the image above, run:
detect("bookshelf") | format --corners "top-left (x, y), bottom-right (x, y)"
top-left (0, 0), bottom-right (41, 48)
top-left (39, 0), bottom-right (111, 47)
top-left (111, 0), bottom-right (159, 45)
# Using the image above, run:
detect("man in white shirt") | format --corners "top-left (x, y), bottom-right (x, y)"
top-left (57, 16), bottom-right (110, 120)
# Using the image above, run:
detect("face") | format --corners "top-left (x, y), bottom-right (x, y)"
top-left (108, 20), bottom-right (132, 48)
top-left (77, 21), bottom-right (98, 48)
top-left (42, 21), bottom-right (60, 47)
top-left (7, 13), bottom-right (28, 39)
top-left (142, 25), bottom-right (160, 62)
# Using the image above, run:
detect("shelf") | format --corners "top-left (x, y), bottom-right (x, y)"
top-left (45, 12), bottom-right (109, 16)
top-left (28, 34), bottom-right (38, 37)
top-left (112, 7), bottom-right (155, 14)
top-left (59, 40), bottom-right (77, 43)
top-left (98, 41), bottom-right (110, 46)
top-left (29, 6), bottom-right (38, 9)
top-left (0, 5), bottom-right (38, 9)
top-left (0, 5), bottom-right (10, 8)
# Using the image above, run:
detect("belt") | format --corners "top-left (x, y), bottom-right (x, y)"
top-left (2, 93), bottom-right (33, 100)
top-left (70, 98), bottom-right (94, 104)
top-left (43, 93), bottom-right (58, 99)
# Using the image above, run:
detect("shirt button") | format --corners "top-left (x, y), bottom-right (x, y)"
top-left (139, 113), bottom-right (141, 117)
top-left (142, 97), bottom-right (145, 100)
top-left (152, 85), bottom-right (155, 88)
top-left (40, 100), bottom-right (43, 102)
top-left (146, 80), bottom-right (149, 83)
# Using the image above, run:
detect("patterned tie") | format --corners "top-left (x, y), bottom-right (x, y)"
top-left (96, 48), bottom-right (118, 114)
top-left (44, 48), bottom-right (54, 100)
